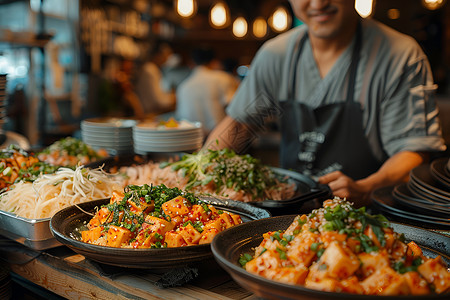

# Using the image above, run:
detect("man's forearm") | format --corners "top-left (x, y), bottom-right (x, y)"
top-left (204, 116), bottom-right (253, 153)
top-left (357, 151), bottom-right (426, 192)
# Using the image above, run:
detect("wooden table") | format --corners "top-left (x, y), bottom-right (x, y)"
top-left (1, 237), bottom-right (259, 300)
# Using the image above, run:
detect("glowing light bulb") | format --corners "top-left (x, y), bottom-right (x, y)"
top-left (355, 0), bottom-right (374, 18)
top-left (270, 7), bottom-right (289, 32)
top-left (253, 17), bottom-right (267, 38)
top-left (233, 17), bottom-right (248, 38)
top-left (176, 0), bottom-right (195, 18)
top-left (210, 2), bottom-right (228, 28)
top-left (422, 0), bottom-right (446, 10)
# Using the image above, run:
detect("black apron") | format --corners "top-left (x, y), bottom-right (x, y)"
top-left (280, 24), bottom-right (383, 180)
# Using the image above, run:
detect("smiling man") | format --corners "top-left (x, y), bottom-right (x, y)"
top-left (205, 0), bottom-right (446, 205)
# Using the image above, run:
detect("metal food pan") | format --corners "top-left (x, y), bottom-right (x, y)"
top-left (0, 210), bottom-right (61, 250)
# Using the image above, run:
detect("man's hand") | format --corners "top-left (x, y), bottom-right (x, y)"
top-left (317, 151), bottom-right (427, 207)
top-left (318, 171), bottom-right (371, 207)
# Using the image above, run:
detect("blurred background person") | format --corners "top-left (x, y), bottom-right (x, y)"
top-left (134, 40), bottom-right (176, 118)
top-left (161, 51), bottom-right (192, 94)
top-left (176, 47), bottom-right (239, 136)
top-left (114, 59), bottom-right (145, 119)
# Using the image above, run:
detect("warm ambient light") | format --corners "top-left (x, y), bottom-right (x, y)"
top-left (422, 0), bottom-right (446, 10)
top-left (269, 6), bottom-right (290, 32)
top-left (176, 0), bottom-right (196, 18)
top-left (233, 17), bottom-right (248, 38)
top-left (253, 17), bottom-right (267, 38)
top-left (387, 8), bottom-right (400, 20)
top-left (355, 0), bottom-right (374, 18)
top-left (210, 2), bottom-right (229, 28)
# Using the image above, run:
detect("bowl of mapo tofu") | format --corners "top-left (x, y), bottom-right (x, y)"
top-left (50, 183), bottom-right (270, 269)
top-left (211, 198), bottom-right (450, 299)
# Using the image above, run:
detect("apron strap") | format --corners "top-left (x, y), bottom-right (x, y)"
top-left (289, 31), bottom-right (309, 132)
top-left (346, 22), bottom-right (362, 103)
top-left (288, 31), bottom-right (308, 101)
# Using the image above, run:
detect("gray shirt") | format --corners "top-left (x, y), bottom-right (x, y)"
top-left (227, 19), bottom-right (446, 161)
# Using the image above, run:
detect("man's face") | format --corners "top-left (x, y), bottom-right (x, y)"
top-left (289, 0), bottom-right (358, 40)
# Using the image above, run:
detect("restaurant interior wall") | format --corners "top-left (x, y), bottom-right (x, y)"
top-left (0, 0), bottom-right (82, 147)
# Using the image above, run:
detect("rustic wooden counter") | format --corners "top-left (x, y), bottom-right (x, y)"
top-left (1, 237), bottom-right (258, 300)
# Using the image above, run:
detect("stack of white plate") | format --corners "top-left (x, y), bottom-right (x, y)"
top-left (0, 74), bottom-right (7, 128)
top-left (133, 120), bottom-right (203, 154)
top-left (81, 117), bottom-right (136, 155)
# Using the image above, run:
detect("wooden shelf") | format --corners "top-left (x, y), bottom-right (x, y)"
top-left (0, 31), bottom-right (53, 49)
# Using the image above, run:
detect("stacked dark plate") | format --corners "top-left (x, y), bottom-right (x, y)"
top-left (371, 157), bottom-right (450, 230)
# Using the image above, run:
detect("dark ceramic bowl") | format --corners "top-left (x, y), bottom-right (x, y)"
top-left (211, 215), bottom-right (450, 300)
top-left (249, 167), bottom-right (331, 216)
top-left (50, 197), bottom-right (270, 270)
top-left (88, 155), bottom-right (331, 216)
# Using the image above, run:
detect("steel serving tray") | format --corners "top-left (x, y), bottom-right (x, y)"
top-left (0, 209), bottom-right (61, 250)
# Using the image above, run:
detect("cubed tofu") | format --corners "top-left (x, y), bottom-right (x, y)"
top-left (305, 278), bottom-right (343, 293)
top-left (257, 235), bottom-right (284, 253)
top-left (219, 213), bottom-right (235, 229)
top-left (272, 266), bottom-right (308, 285)
top-left (165, 231), bottom-right (187, 247)
top-left (89, 207), bottom-right (111, 227)
top-left (189, 204), bottom-right (209, 222)
top-left (406, 241), bottom-right (423, 259)
top-left (106, 225), bottom-right (132, 247)
top-left (284, 215), bottom-right (307, 235)
top-left (199, 228), bottom-right (219, 245)
top-left (340, 276), bottom-right (364, 294)
top-left (286, 230), bottom-right (319, 268)
top-left (361, 267), bottom-right (410, 295)
top-left (383, 228), bottom-right (396, 250)
top-left (231, 214), bottom-right (243, 226)
top-left (317, 241), bottom-right (359, 279)
top-left (417, 256), bottom-right (450, 294)
top-left (162, 196), bottom-right (191, 218)
top-left (390, 240), bottom-right (408, 261)
top-left (143, 215), bottom-right (175, 235)
top-left (134, 229), bottom-right (149, 245)
top-left (321, 231), bottom-right (347, 246)
top-left (305, 261), bottom-right (327, 282)
top-left (245, 249), bottom-right (282, 276)
top-left (364, 225), bottom-right (382, 248)
top-left (139, 232), bottom-right (163, 248)
top-left (402, 272), bottom-right (430, 295)
top-left (358, 250), bottom-right (390, 278)
top-left (207, 205), bottom-right (220, 217)
top-left (128, 197), bottom-right (154, 214)
top-left (81, 226), bottom-right (103, 243)
top-left (110, 191), bottom-right (124, 203)
top-left (178, 223), bottom-right (202, 245)
top-left (203, 218), bottom-right (225, 232)
top-left (346, 237), bottom-right (361, 254)
top-left (170, 215), bottom-right (185, 227)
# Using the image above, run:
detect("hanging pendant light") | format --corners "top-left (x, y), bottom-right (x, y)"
top-left (355, 0), bottom-right (374, 18)
top-left (422, 0), bottom-right (446, 10)
top-left (210, 1), bottom-right (230, 28)
top-left (253, 17), bottom-right (267, 38)
top-left (176, 0), bottom-right (196, 18)
top-left (269, 6), bottom-right (291, 33)
top-left (233, 17), bottom-right (248, 38)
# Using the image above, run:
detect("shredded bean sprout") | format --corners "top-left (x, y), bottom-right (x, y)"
top-left (0, 165), bottom-right (124, 219)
